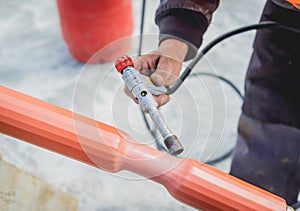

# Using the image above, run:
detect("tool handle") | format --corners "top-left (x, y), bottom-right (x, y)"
top-left (115, 55), bottom-right (184, 156)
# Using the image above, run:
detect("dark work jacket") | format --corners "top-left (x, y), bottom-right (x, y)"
top-left (155, 0), bottom-right (299, 60)
top-left (155, 0), bottom-right (300, 129)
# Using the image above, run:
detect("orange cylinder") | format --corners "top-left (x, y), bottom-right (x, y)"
top-left (56, 0), bottom-right (133, 63)
top-left (0, 86), bottom-right (287, 211)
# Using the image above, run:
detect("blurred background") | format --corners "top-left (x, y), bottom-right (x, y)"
top-left (0, 0), bottom-right (267, 210)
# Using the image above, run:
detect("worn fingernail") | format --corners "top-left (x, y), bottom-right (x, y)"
top-left (133, 98), bottom-right (139, 104)
top-left (151, 74), bottom-right (164, 86)
top-left (160, 96), bottom-right (169, 105)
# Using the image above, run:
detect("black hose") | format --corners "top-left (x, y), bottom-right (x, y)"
top-left (141, 71), bottom-right (244, 161)
top-left (140, 108), bottom-right (167, 152)
top-left (188, 72), bottom-right (243, 164)
top-left (189, 72), bottom-right (244, 100)
top-left (135, 7), bottom-right (300, 204)
top-left (137, 9), bottom-right (300, 167)
top-left (167, 21), bottom-right (300, 94)
top-left (138, 0), bottom-right (168, 152)
top-left (292, 201), bottom-right (300, 210)
top-left (161, 21), bottom-right (300, 164)
top-left (138, 0), bottom-right (146, 57)
top-left (205, 149), bottom-right (234, 165)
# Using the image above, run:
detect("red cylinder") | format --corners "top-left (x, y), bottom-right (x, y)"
top-left (56, 0), bottom-right (133, 63)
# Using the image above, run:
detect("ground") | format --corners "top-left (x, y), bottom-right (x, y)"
top-left (0, 0), bottom-right (268, 210)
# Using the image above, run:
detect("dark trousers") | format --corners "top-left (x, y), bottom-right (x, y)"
top-left (230, 0), bottom-right (300, 205)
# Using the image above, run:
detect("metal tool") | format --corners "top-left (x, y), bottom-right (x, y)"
top-left (115, 55), bottom-right (184, 156)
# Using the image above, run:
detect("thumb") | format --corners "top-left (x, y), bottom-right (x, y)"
top-left (134, 54), bottom-right (159, 76)
top-left (151, 56), bottom-right (179, 87)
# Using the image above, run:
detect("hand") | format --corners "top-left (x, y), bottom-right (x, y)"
top-left (124, 39), bottom-right (188, 107)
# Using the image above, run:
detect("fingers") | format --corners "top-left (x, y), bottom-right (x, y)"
top-left (154, 94), bottom-right (170, 107)
top-left (123, 86), bottom-right (138, 104)
top-left (124, 50), bottom-right (182, 107)
top-left (133, 52), bottom-right (181, 87)
top-left (151, 56), bottom-right (181, 86)
top-left (134, 54), bottom-right (159, 76)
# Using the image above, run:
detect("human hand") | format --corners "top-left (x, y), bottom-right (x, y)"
top-left (124, 39), bottom-right (188, 107)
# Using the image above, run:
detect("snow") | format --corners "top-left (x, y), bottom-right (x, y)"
top-left (0, 0), bottom-right (267, 210)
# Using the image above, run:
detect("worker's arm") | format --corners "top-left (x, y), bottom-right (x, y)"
top-left (155, 0), bottom-right (220, 60)
top-left (125, 0), bottom-right (220, 106)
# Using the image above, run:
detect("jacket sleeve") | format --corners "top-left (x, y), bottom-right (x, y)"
top-left (155, 0), bottom-right (220, 60)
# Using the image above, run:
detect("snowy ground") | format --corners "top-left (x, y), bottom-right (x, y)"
top-left (0, 0), bottom-right (268, 210)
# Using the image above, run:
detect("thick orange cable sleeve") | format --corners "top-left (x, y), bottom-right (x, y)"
top-left (0, 86), bottom-right (287, 211)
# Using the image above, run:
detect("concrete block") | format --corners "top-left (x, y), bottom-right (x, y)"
top-left (0, 158), bottom-right (78, 211)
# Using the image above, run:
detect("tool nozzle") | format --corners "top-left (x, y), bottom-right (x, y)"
top-left (164, 135), bottom-right (184, 156)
